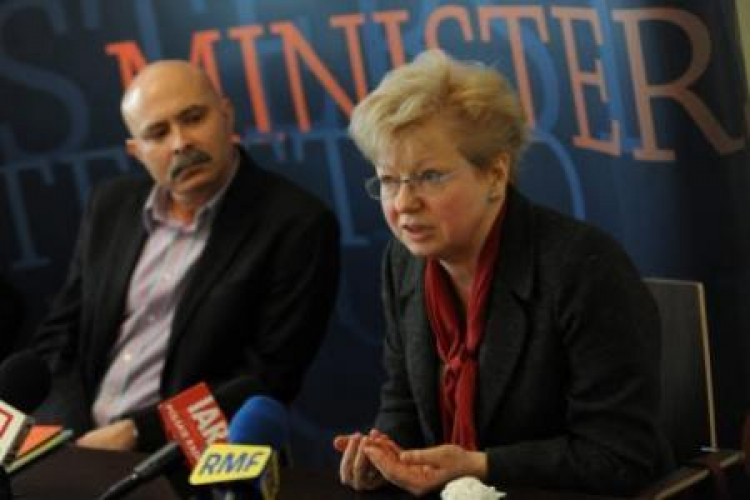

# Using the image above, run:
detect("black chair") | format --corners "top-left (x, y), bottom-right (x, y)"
top-left (637, 278), bottom-right (745, 499)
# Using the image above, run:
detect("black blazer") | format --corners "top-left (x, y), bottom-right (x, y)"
top-left (33, 148), bottom-right (340, 450)
top-left (375, 187), bottom-right (672, 495)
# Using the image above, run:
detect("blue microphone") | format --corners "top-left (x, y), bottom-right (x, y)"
top-left (225, 396), bottom-right (287, 500)
top-left (190, 396), bottom-right (289, 500)
top-left (229, 396), bottom-right (289, 451)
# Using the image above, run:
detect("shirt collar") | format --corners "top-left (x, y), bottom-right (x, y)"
top-left (142, 149), bottom-right (239, 233)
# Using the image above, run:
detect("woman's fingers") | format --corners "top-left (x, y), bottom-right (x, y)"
top-left (338, 432), bottom-right (362, 485)
top-left (332, 434), bottom-right (350, 452)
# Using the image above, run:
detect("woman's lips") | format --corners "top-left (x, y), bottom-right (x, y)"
top-left (401, 223), bottom-right (432, 241)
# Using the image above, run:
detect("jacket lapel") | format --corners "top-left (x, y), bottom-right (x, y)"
top-left (477, 188), bottom-right (535, 436)
top-left (90, 187), bottom-right (148, 378)
top-left (168, 152), bottom-right (263, 352)
top-left (400, 257), bottom-right (443, 445)
top-left (399, 188), bottom-right (537, 444)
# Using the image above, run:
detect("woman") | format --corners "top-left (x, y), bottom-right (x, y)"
top-left (334, 50), bottom-right (672, 496)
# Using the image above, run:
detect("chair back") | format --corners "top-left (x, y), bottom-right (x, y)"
top-left (644, 278), bottom-right (717, 464)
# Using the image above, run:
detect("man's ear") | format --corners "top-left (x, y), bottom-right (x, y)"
top-left (125, 139), bottom-right (140, 160)
top-left (220, 97), bottom-right (240, 143)
top-left (221, 97), bottom-right (235, 129)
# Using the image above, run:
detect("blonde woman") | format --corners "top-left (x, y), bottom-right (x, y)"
top-left (334, 50), bottom-right (671, 496)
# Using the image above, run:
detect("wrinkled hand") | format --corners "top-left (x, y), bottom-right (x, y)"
top-left (333, 429), bottom-right (398, 491)
top-left (363, 443), bottom-right (487, 497)
top-left (76, 419), bottom-right (137, 451)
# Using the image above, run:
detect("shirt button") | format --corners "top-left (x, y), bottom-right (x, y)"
top-left (123, 353), bottom-right (132, 362)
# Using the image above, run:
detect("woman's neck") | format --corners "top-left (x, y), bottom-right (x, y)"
top-left (439, 263), bottom-right (474, 310)
top-left (438, 200), bottom-right (504, 307)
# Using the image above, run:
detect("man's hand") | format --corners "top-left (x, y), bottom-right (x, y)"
top-left (76, 419), bottom-right (137, 451)
top-left (363, 443), bottom-right (487, 497)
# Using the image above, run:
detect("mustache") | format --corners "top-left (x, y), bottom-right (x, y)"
top-left (168, 149), bottom-right (212, 181)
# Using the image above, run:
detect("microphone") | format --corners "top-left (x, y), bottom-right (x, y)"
top-left (95, 382), bottom-right (228, 500)
top-left (228, 396), bottom-right (288, 451)
top-left (0, 350), bottom-right (51, 465)
top-left (0, 467), bottom-right (9, 500)
top-left (0, 350), bottom-right (51, 414)
top-left (96, 442), bottom-right (182, 500)
top-left (0, 350), bottom-right (50, 500)
top-left (0, 400), bottom-right (33, 467)
top-left (190, 396), bottom-right (289, 499)
top-left (158, 382), bottom-right (229, 467)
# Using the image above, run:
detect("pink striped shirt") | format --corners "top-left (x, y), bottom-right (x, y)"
top-left (92, 164), bottom-right (237, 427)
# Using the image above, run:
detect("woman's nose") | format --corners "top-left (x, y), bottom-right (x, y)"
top-left (392, 179), bottom-right (421, 212)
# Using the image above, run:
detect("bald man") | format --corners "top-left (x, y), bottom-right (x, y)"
top-left (33, 61), bottom-right (340, 452)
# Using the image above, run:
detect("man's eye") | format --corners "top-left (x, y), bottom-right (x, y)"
top-left (185, 110), bottom-right (205, 124)
top-left (144, 128), bottom-right (167, 140)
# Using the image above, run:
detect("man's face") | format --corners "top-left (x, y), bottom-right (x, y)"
top-left (123, 65), bottom-right (236, 207)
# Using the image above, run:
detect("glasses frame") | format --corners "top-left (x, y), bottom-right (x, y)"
top-left (364, 169), bottom-right (460, 200)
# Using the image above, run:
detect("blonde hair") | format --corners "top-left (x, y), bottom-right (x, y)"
top-left (349, 50), bottom-right (528, 178)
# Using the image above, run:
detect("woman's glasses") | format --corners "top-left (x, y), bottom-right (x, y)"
top-left (364, 169), bottom-right (459, 200)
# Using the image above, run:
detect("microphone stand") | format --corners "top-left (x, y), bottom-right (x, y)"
top-left (0, 467), bottom-right (12, 500)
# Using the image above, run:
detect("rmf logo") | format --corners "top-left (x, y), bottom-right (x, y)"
top-left (190, 444), bottom-right (273, 485)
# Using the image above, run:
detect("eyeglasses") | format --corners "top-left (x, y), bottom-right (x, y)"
top-left (364, 169), bottom-right (459, 200)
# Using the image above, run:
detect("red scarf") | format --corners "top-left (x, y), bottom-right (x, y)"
top-left (424, 205), bottom-right (505, 450)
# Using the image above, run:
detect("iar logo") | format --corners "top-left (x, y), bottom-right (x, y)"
top-left (190, 444), bottom-right (273, 485)
top-left (187, 394), bottom-right (228, 445)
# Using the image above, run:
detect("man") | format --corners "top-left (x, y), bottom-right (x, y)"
top-left (32, 61), bottom-right (340, 452)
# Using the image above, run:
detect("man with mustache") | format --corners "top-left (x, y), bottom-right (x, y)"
top-left (32, 61), bottom-right (340, 453)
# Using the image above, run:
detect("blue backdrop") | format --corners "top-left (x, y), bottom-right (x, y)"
top-left (1, 0), bottom-right (748, 466)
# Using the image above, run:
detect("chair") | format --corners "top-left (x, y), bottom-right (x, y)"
top-left (637, 278), bottom-right (745, 499)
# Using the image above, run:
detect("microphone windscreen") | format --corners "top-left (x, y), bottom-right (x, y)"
top-left (0, 350), bottom-right (50, 413)
top-left (228, 396), bottom-right (289, 450)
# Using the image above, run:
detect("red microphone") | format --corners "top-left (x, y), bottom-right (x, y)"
top-left (96, 382), bottom-right (228, 500)
top-left (158, 381), bottom-right (229, 468)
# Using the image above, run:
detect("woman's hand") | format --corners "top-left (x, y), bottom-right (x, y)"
top-left (363, 443), bottom-right (487, 497)
top-left (333, 429), bottom-right (395, 491)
